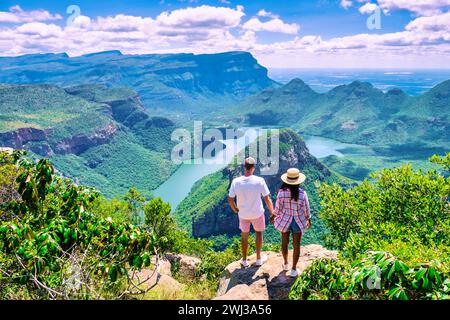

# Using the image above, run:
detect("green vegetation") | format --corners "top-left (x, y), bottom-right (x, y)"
top-left (234, 79), bottom-right (450, 174)
top-left (2, 148), bottom-right (449, 300)
top-left (289, 153), bottom-right (450, 300)
top-left (0, 51), bottom-right (275, 119)
top-left (174, 171), bottom-right (229, 233)
top-left (0, 84), bottom-right (178, 198)
top-left (0, 151), bottom-right (160, 299)
top-left (0, 84), bottom-right (109, 134)
top-left (51, 131), bottom-right (177, 198)
top-left (0, 150), bottom-right (272, 299)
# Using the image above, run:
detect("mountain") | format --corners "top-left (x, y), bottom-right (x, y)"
top-left (0, 83), bottom-right (178, 197)
top-left (236, 79), bottom-right (449, 149)
top-left (0, 51), bottom-right (276, 118)
top-left (174, 129), bottom-right (346, 245)
top-left (243, 79), bottom-right (319, 125)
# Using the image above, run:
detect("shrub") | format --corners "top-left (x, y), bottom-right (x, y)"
top-left (290, 153), bottom-right (450, 300)
top-left (0, 151), bottom-right (160, 299)
top-left (290, 252), bottom-right (449, 300)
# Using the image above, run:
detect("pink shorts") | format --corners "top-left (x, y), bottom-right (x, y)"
top-left (239, 215), bottom-right (266, 233)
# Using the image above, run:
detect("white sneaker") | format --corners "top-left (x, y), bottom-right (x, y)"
top-left (240, 259), bottom-right (249, 268)
top-left (282, 263), bottom-right (290, 271)
top-left (255, 255), bottom-right (268, 267)
top-left (289, 269), bottom-right (300, 277)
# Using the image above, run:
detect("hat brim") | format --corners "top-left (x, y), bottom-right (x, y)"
top-left (281, 172), bottom-right (306, 185)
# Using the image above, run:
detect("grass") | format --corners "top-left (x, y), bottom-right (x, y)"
top-left (0, 121), bottom-right (43, 132)
top-left (143, 279), bottom-right (216, 300)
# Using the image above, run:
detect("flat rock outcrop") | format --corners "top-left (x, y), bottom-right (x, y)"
top-left (165, 253), bottom-right (201, 280)
top-left (215, 245), bottom-right (337, 300)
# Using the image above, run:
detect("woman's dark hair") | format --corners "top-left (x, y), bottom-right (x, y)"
top-left (280, 183), bottom-right (299, 201)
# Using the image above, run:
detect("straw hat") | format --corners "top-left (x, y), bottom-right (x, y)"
top-left (281, 168), bottom-right (306, 185)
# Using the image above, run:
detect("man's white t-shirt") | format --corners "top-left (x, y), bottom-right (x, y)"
top-left (228, 175), bottom-right (270, 220)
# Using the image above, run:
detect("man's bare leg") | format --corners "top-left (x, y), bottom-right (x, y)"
top-left (241, 232), bottom-right (249, 261)
top-left (255, 231), bottom-right (263, 260)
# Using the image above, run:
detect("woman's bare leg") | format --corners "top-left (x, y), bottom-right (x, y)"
top-left (292, 232), bottom-right (302, 270)
top-left (281, 232), bottom-right (290, 265)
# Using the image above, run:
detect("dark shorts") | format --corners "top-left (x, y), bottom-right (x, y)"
top-left (288, 219), bottom-right (302, 234)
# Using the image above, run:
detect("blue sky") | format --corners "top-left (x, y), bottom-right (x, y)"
top-left (0, 0), bottom-right (449, 68)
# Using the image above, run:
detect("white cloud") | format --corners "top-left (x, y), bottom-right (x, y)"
top-left (156, 5), bottom-right (244, 28)
top-left (93, 15), bottom-right (154, 32)
top-left (405, 11), bottom-right (450, 32)
top-left (376, 0), bottom-right (450, 16)
top-left (0, 4), bottom-right (449, 68)
top-left (69, 15), bottom-right (92, 29)
top-left (257, 9), bottom-right (279, 19)
top-left (242, 17), bottom-right (300, 35)
top-left (340, 0), bottom-right (353, 9)
top-left (16, 23), bottom-right (63, 38)
top-left (0, 5), bottom-right (62, 23)
top-left (359, 3), bottom-right (379, 14)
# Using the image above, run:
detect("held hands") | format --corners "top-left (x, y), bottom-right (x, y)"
top-left (269, 212), bottom-right (276, 224)
top-left (306, 219), bottom-right (311, 229)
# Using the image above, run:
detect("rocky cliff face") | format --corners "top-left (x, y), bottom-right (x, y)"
top-left (0, 127), bottom-right (48, 150)
top-left (190, 130), bottom-right (332, 238)
top-left (0, 123), bottom-right (119, 157)
top-left (54, 123), bottom-right (118, 155)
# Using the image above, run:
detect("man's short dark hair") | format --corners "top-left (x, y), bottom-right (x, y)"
top-left (244, 162), bottom-right (255, 171)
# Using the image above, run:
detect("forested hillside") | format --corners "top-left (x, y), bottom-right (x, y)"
top-left (0, 51), bottom-right (276, 119)
top-left (0, 84), bottom-right (177, 197)
top-left (239, 79), bottom-right (450, 149)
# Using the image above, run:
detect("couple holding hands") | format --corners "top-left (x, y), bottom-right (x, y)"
top-left (228, 157), bottom-right (311, 277)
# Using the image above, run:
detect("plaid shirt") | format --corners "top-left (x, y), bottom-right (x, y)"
top-left (273, 188), bottom-right (311, 234)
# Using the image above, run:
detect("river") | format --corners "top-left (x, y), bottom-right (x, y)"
top-left (153, 128), bottom-right (259, 208)
top-left (153, 133), bottom-right (363, 209)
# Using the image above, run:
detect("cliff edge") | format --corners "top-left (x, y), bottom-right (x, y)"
top-left (215, 244), bottom-right (337, 300)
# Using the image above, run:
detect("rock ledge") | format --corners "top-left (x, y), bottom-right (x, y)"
top-left (215, 244), bottom-right (337, 300)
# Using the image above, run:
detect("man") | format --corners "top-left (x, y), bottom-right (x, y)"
top-left (228, 157), bottom-right (274, 267)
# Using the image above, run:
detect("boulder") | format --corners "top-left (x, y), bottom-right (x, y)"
top-left (165, 253), bottom-right (201, 279)
top-left (133, 268), bottom-right (184, 295)
top-left (214, 284), bottom-right (260, 300)
top-left (215, 244), bottom-right (337, 300)
top-left (152, 256), bottom-right (172, 276)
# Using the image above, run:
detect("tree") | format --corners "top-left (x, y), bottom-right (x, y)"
top-left (144, 197), bottom-right (175, 251)
top-left (0, 150), bottom-right (24, 221)
top-left (124, 187), bottom-right (145, 225)
top-left (0, 152), bottom-right (161, 299)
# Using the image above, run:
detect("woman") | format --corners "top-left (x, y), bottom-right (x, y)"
top-left (270, 168), bottom-right (311, 277)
